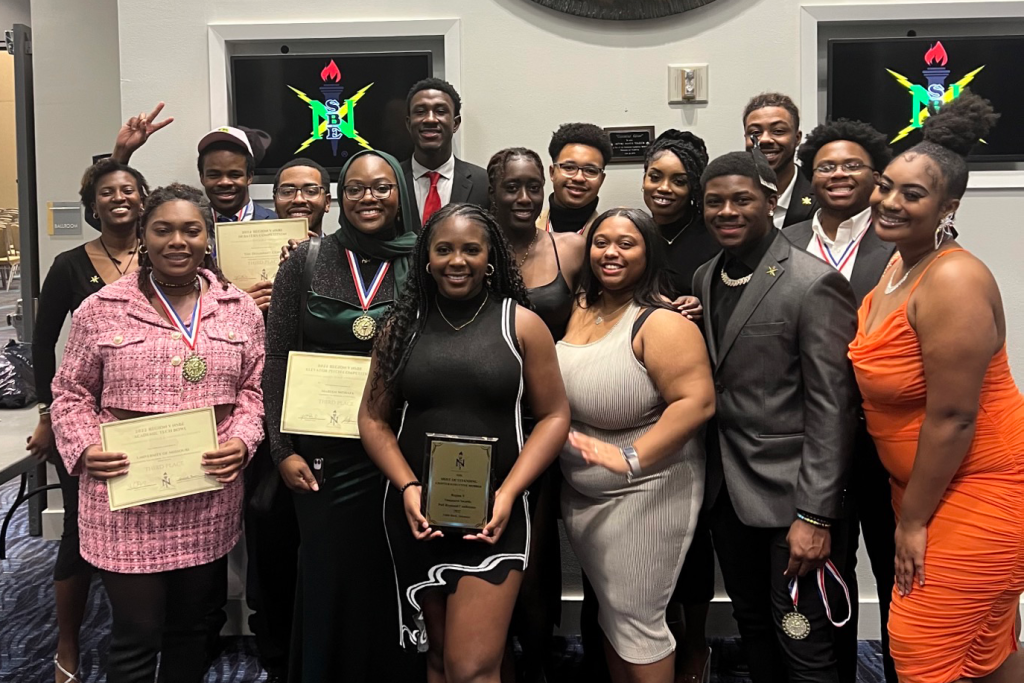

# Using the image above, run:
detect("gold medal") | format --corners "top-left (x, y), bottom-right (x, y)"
top-left (352, 314), bottom-right (377, 341)
top-left (182, 354), bottom-right (208, 383)
top-left (782, 610), bottom-right (811, 640)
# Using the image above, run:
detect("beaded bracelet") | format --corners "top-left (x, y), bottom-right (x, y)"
top-left (796, 512), bottom-right (832, 529)
top-left (399, 481), bottom-right (422, 495)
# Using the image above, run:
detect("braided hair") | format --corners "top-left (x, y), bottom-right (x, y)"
top-left (137, 183), bottom-right (231, 299)
top-left (908, 90), bottom-right (999, 200)
top-left (643, 129), bottom-right (710, 221)
top-left (371, 203), bottom-right (529, 397)
top-left (486, 147), bottom-right (545, 214)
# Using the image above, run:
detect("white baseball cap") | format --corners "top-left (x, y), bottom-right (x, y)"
top-left (197, 126), bottom-right (253, 155)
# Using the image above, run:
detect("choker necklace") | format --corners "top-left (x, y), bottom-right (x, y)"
top-left (516, 229), bottom-right (540, 268)
top-left (436, 295), bottom-right (489, 332)
top-left (720, 268), bottom-right (753, 288)
top-left (99, 237), bottom-right (139, 277)
top-left (152, 275), bottom-right (200, 290)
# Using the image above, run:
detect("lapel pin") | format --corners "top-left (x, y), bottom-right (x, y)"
top-left (766, 266), bottom-right (778, 277)
top-left (801, 196), bottom-right (813, 205)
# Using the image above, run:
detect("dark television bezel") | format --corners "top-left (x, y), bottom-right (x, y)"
top-left (229, 50), bottom-right (435, 178)
top-left (826, 35), bottom-right (1024, 163)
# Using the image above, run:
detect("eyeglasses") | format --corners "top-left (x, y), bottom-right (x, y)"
top-left (342, 183), bottom-right (396, 201)
top-left (555, 162), bottom-right (605, 180)
top-left (274, 185), bottom-right (325, 200)
top-left (813, 161), bottom-right (873, 176)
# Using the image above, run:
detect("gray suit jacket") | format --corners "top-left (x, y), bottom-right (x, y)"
top-left (782, 217), bottom-right (896, 305)
top-left (693, 231), bottom-right (859, 527)
top-left (400, 157), bottom-right (490, 233)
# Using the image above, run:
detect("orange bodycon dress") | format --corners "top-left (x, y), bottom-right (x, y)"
top-left (849, 250), bottom-right (1024, 683)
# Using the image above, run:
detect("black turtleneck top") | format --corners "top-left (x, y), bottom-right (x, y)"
top-left (547, 194), bottom-right (598, 234)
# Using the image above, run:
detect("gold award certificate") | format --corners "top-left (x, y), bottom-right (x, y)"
top-left (280, 352), bottom-right (370, 439)
top-left (215, 217), bottom-right (309, 291)
top-left (101, 407), bottom-right (222, 511)
top-left (422, 434), bottom-right (496, 531)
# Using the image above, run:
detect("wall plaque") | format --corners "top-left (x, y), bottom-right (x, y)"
top-left (528, 0), bottom-right (720, 21)
top-left (604, 126), bottom-right (656, 164)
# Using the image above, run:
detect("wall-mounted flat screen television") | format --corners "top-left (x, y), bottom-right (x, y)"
top-left (231, 52), bottom-right (433, 177)
top-left (828, 36), bottom-right (1024, 162)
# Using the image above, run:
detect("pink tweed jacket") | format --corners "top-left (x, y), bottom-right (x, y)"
top-left (51, 269), bottom-right (265, 573)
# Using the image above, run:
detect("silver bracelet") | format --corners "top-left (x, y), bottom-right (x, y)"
top-left (621, 445), bottom-right (642, 481)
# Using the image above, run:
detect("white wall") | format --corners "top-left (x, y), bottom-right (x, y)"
top-left (0, 0), bottom-right (31, 28)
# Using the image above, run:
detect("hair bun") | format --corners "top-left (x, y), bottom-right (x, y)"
top-left (921, 90), bottom-right (999, 157)
top-left (654, 129), bottom-right (709, 165)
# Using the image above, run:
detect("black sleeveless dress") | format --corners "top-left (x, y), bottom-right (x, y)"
top-left (527, 232), bottom-right (574, 340)
top-left (385, 292), bottom-right (530, 651)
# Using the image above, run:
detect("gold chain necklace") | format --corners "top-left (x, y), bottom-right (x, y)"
top-left (436, 295), bottom-right (489, 331)
top-left (720, 268), bottom-right (753, 287)
top-left (517, 229), bottom-right (540, 269)
top-left (593, 300), bottom-right (631, 325)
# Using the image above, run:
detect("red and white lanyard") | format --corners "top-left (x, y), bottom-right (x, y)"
top-left (345, 250), bottom-right (390, 311)
top-left (150, 272), bottom-right (202, 351)
top-left (814, 221), bottom-right (870, 273)
top-left (788, 560), bottom-right (852, 628)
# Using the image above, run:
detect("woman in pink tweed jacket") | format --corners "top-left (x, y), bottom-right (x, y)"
top-left (51, 183), bottom-right (264, 683)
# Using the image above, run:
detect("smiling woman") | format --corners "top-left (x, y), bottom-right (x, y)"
top-left (48, 183), bottom-right (266, 683)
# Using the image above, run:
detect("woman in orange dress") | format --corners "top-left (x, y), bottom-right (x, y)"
top-left (849, 92), bottom-right (1024, 683)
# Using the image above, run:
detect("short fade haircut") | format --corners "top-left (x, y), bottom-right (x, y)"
top-left (702, 151), bottom-right (779, 198)
top-left (548, 122), bottom-right (614, 167)
top-left (798, 119), bottom-right (892, 178)
top-left (406, 78), bottom-right (462, 117)
top-left (743, 92), bottom-right (801, 132)
top-left (197, 141), bottom-right (254, 176)
top-left (273, 157), bottom-right (331, 192)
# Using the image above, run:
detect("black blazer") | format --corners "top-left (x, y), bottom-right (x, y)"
top-left (782, 217), bottom-right (896, 305)
top-left (693, 231), bottom-right (859, 527)
top-left (400, 157), bottom-right (490, 233)
top-left (781, 171), bottom-right (819, 228)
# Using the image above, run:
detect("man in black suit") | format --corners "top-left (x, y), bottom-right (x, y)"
top-left (743, 93), bottom-right (817, 228)
top-left (400, 78), bottom-right (489, 232)
top-left (694, 148), bottom-right (859, 683)
top-left (783, 119), bottom-right (898, 683)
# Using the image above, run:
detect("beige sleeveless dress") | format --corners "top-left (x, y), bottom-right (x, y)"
top-left (557, 304), bottom-right (705, 664)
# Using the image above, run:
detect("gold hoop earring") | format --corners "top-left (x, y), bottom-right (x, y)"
top-left (206, 245), bottom-right (213, 255)
top-left (138, 245), bottom-right (148, 255)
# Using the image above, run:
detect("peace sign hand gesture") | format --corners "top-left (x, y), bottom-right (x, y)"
top-left (112, 101), bottom-right (175, 163)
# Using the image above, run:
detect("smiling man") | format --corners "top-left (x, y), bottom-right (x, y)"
top-left (694, 148), bottom-right (858, 683)
top-left (400, 78), bottom-right (489, 232)
top-left (783, 119), bottom-right (897, 683)
top-left (272, 158), bottom-right (331, 236)
top-left (539, 122), bottom-right (613, 235)
top-left (743, 93), bottom-right (817, 229)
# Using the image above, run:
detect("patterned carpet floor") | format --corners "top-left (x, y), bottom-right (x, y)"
top-left (0, 479), bottom-right (887, 682)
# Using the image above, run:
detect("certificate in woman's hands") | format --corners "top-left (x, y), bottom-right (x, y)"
top-left (280, 352), bottom-right (371, 438)
top-left (100, 407), bottom-right (222, 511)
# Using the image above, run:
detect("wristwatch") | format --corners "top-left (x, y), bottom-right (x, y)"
top-left (621, 445), bottom-right (642, 481)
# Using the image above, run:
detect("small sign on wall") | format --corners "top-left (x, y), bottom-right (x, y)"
top-left (604, 126), bottom-right (656, 164)
top-left (48, 202), bottom-right (82, 236)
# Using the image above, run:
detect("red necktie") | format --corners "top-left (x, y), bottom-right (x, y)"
top-left (422, 171), bottom-right (442, 224)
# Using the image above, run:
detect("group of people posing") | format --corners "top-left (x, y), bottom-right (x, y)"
top-left (26, 77), bottom-right (1024, 683)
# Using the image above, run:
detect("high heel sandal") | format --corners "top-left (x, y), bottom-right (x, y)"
top-left (54, 654), bottom-right (80, 683)
top-left (679, 646), bottom-right (711, 683)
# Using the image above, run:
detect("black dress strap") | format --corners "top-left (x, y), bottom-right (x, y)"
top-left (631, 307), bottom-right (658, 343)
top-left (547, 231), bottom-right (563, 273)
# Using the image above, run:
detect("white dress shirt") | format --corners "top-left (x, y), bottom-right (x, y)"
top-left (772, 170), bottom-right (798, 229)
top-left (411, 154), bottom-right (456, 220)
top-left (804, 206), bottom-right (872, 281)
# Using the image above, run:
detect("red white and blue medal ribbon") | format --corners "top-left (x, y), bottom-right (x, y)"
top-left (786, 559), bottom-right (852, 630)
top-left (815, 221), bottom-right (870, 272)
top-left (346, 250), bottom-right (389, 341)
top-left (150, 273), bottom-right (208, 382)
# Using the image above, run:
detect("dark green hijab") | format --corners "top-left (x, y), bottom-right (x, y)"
top-left (333, 149), bottom-right (418, 288)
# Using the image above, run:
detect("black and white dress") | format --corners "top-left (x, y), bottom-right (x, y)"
top-left (384, 293), bottom-right (531, 650)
